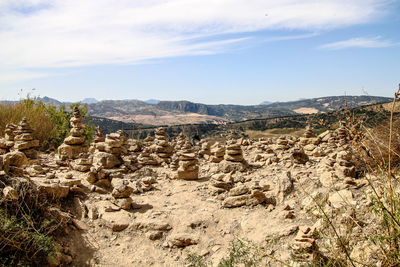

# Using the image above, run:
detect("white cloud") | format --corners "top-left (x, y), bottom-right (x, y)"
top-left (319, 36), bottom-right (396, 50)
top-left (0, 70), bottom-right (49, 83)
top-left (0, 0), bottom-right (391, 77)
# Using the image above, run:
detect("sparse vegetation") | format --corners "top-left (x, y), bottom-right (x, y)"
top-left (0, 176), bottom-right (66, 266)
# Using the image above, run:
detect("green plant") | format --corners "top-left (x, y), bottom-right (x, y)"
top-left (186, 253), bottom-right (209, 267)
top-left (0, 178), bottom-right (65, 266)
top-left (217, 239), bottom-right (262, 267)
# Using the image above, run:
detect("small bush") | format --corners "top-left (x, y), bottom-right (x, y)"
top-left (0, 177), bottom-right (65, 266)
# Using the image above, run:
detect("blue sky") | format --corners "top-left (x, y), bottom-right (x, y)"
top-left (0, 0), bottom-right (399, 105)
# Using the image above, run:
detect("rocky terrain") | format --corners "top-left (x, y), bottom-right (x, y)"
top-left (0, 112), bottom-right (389, 266)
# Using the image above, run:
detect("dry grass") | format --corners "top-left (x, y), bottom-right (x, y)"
top-left (0, 176), bottom-right (67, 266)
top-left (246, 128), bottom-right (303, 139)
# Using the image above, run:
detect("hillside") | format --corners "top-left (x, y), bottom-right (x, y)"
top-left (86, 95), bottom-right (391, 125)
top-left (1, 95), bottom-right (390, 126)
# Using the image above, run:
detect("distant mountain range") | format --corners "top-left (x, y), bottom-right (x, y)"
top-left (1, 95), bottom-right (391, 126)
top-left (84, 95), bottom-right (391, 125)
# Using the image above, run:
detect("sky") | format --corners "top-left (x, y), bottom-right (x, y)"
top-left (0, 0), bottom-right (399, 105)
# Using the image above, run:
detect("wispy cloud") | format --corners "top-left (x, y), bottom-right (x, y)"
top-left (319, 36), bottom-right (396, 50)
top-left (0, 70), bottom-right (49, 83)
top-left (0, 0), bottom-right (392, 80)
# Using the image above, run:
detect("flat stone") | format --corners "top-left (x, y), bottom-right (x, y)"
top-left (64, 136), bottom-right (85, 145)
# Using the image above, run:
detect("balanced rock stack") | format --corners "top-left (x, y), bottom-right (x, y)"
top-left (173, 132), bottom-right (188, 151)
top-left (224, 137), bottom-right (243, 162)
top-left (58, 107), bottom-right (88, 160)
top-left (169, 154), bottom-right (179, 170)
top-left (127, 139), bottom-right (141, 153)
top-left (142, 135), bottom-right (155, 148)
top-left (209, 142), bottom-right (225, 163)
top-left (299, 125), bottom-right (317, 146)
top-left (337, 121), bottom-right (349, 146)
top-left (137, 147), bottom-right (158, 166)
top-left (13, 117), bottom-right (40, 159)
top-left (334, 149), bottom-right (356, 178)
top-left (151, 128), bottom-right (173, 164)
top-left (292, 226), bottom-right (319, 262)
top-left (89, 126), bottom-right (105, 153)
top-left (199, 141), bottom-right (211, 160)
top-left (91, 131), bottom-right (123, 169)
top-left (0, 123), bottom-right (17, 154)
top-left (274, 136), bottom-right (290, 150)
top-left (116, 130), bottom-right (129, 155)
top-left (174, 141), bottom-right (199, 180)
top-left (71, 153), bottom-right (92, 172)
top-left (94, 126), bottom-right (105, 143)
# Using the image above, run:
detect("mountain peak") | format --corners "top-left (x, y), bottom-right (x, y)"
top-left (82, 98), bottom-right (99, 104)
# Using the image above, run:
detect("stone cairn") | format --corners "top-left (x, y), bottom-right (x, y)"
top-left (334, 149), bottom-right (356, 178)
top-left (142, 135), bottom-right (155, 148)
top-left (292, 226), bottom-right (319, 262)
top-left (151, 128), bottom-right (173, 164)
top-left (13, 117), bottom-right (39, 159)
top-left (275, 135), bottom-right (290, 150)
top-left (127, 139), bottom-right (141, 153)
top-left (173, 141), bottom-right (199, 180)
top-left (299, 125), bottom-right (316, 146)
top-left (170, 133), bottom-right (189, 170)
top-left (0, 123), bottom-right (17, 154)
top-left (337, 121), bottom-right (349, 146)
top-left (88, 131), bottom-right (124, 187)
top-left (224, 137), bottom-right (244, 163)
top-left (58, 107), bottom-right (88, 160)
top-left (199, 140), bottom-right (211, 160)
top-left (71, 153), bottom-right (92, 172)
top-left (95, 126), bottom-right (105, 143)
top-left (174, 132), bottom-right (187, 151)
top-left (89, 126), bottom-right (105, 154)
top-left (334, 121), bottom-right (356, 178)
top-left (209, 142), bottom-right (225, 163)
top-left (116, 130), bottom-right (129, 155)
top-left (137, 147), bottom-right (158, 167)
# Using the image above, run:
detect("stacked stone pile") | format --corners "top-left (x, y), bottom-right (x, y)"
top-left (70, 153), bottom-right (92, 172)
top-left (137, 147), bottom-right (159, 166)
top-left (291, 226), bottom-right (319, 262)
top-left (224, 137), bottom-right (243, 162)
top-left (151, 128), bottom-right (173, 164)
top-left (209, 142), bottom-right (225, 163)
top-left (199, 141), bottom-right (211, 160)
top-left (89, 126), bottom-right (104, 154)
top-left (169, 154), bottom-right (179, 170)
top-left (174, 132), bottom-right (188, 151)
top-left (116, 130), bottom-right (129, 154)
top-left (337, 121), bottom-right (349, 146)
top-left (13, 117), bottom-right (39, 159)
top-left (299, 125), bottom-right (320, 147)
top-left (127, 139), bottom-right (141, 153)
top-left (173, 141), bottom-right (199, 180)
top-left (273, 135), bottom-right (290, 150)
top-left (334, 149), bottom-right (356, 178)
top-left (143, 135), bottom-right (155, 148)
top-left (58, 107), bottom-right (88, 160)
top-left (0, 123), bottom-right (17, 154)
top-left (94, 126), bottom-right (105, 143)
